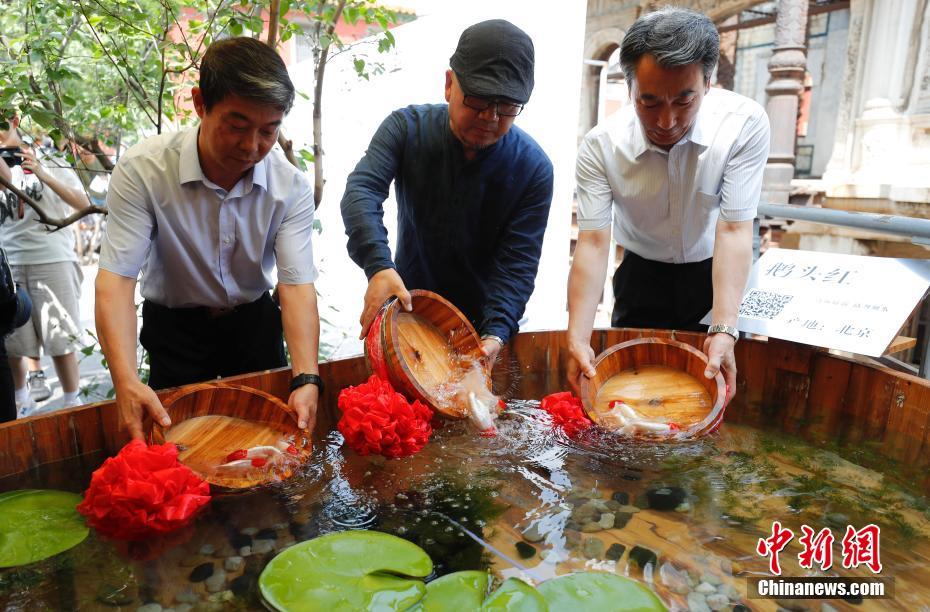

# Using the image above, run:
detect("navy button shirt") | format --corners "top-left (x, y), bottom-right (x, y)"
top-left (341, 104), bottom-right (553, 343)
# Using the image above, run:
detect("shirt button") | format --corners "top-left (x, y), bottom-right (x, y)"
top-left (224, 236), bottom-right (231, 244)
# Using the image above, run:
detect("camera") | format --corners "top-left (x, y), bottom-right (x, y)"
top-left (0, 147), bottom-right (23, 167)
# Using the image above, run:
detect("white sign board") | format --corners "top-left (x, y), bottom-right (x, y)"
top-left (702, 249), bottom-right (930, 357)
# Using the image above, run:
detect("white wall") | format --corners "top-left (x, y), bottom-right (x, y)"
top-left (285, 2), bottom-right (588, 354)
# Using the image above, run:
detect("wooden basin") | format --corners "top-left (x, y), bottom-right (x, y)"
top-left (365, 289), bottom-right (487, 418)
top-left (150, 383), bottom-right (312, 490)
top-left (580, 337), bottom-right (726, 438)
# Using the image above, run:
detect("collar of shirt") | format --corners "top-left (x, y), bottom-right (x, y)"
top-left (177, 126), bottom-right (268, 198)
top-left (630, 102), bottom-right (712, 158)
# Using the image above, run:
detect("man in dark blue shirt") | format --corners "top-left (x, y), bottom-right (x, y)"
top-left (341, 19), bottom-right (554, 366)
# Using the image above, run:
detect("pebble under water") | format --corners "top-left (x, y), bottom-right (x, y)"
top-left (2, 400), bottom-right (929, 611)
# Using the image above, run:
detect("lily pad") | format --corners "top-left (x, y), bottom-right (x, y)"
top-left (259, 530), bottom-right (433, 611)
top-left (537, 572), bottom-right (666, 611)
top-left (411, 570), bottom-right (490, 611)
top-left (0, 489), bottom-right (89, 567)
top-left (481, 578), bottom-right (548, 611)
top-left (412, 573), bottom-right (547, 612)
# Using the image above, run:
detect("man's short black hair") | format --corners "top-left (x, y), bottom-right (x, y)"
top-left (199, 37), bottom-right (295, 113)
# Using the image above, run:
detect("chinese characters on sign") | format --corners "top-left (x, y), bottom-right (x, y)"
top-left (703, 249), bottom-right (930, 357)
top-left (756, 522), bottom-right (883, 576)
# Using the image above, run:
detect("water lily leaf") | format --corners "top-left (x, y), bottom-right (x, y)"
top-left (0, 489), bottom-right (88, 567)
top-left (410, 570), bottom-right (490, 611)
top-left (481, 578), bottom-right (548, 611)
top-left (537, 572), bottom-right (666, 611)
top-left (259, 530), bottom-right (433, 611)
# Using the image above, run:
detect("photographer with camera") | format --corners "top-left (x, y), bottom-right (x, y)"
top-left (0, 116), bottom-right (90, 415)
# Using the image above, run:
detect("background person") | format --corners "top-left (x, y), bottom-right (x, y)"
top-left (0, 117), bottom-right (90, 414)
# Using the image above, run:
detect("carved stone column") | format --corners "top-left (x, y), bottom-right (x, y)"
top-left (761, 0), bottom-right (810, 205)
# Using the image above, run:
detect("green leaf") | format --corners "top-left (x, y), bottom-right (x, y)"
top-left (353, 57), bottom-right (366, 75)
top-left (279, 0), bottom-right (292, 18)
top-left (319, 33), bottom-right (332, 50)
top-left (482, 578), bottom-right (548, 611)
top-left (259, 530), bottom-right (433, 611)
top-left (411, 571), bottom-right (489, 611)
top-left (0, 490), bottom-right (88, 568)
top-left (537, 573), bottom-right (666, 612)
top-left (229, 20), bottom-right (243, 36)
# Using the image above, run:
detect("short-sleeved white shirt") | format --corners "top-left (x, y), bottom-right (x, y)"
top-left (576, 87), bottom-right (770, 263)
top-left (99, 127), bottom-right (318, 309)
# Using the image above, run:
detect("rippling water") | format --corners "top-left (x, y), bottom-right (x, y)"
top-left (2, 400), bottom-right (929, 610)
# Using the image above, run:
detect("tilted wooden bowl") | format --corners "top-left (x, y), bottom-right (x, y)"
top-left (365, 289), bottom-right (486, 418)
top-left (150, 383), bottom-right (312, 489)
top-left (579, 337), bottom-right (726, 439)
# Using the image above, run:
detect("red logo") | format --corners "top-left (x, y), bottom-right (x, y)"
top-left (842, 524), bottom-right (882, 573)
top-left (757, 521), bottom-right (794, 575)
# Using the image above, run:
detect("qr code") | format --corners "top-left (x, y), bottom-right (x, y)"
top-left (739, 289), bottom-right (793, 320)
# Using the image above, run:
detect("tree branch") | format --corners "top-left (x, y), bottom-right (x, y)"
top-left (267, 0), bottom-right (281, 48)
top-left (312, 0), bottom-right (347, 208)
top-left (0, 174), bottom-right (107, 230)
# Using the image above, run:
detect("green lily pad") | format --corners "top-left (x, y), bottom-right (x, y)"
top-left (537, 572), bottom-right (666, 611)
top-left (0, 489), bottom-right (89, 567)
top-left (259, 530), bottom-right (433, 611)
top-left (411, 570), bottom-right (490, 611)
top-left (481, 578), bottom-right (548, 611)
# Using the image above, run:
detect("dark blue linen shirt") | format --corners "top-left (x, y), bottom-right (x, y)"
top-left (341, 104), bottom-right (553, 343)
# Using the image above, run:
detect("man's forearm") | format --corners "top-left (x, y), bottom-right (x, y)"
top-left (279, 283), bottom-right (320, 376)
top-left (711, 220), bottom-right (753, 326)
top-left (40, 171), bottom-right (90, 211)
top-left (567, 229), bottom-right (611, 345)
top-left (95, 277), bottom-right (142, 388)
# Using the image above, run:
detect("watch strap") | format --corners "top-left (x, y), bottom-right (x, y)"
top-left (290, 373), bottom-right (324, 394)
top-left (707, 324), bottom-right (739, 342)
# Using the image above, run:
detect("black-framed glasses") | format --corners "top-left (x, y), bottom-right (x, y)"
top-left (462, 95), bottom-right (524, 117)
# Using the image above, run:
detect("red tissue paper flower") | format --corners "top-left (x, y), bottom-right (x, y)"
top-left (539, 391), bottom-right (593, 437)
top-left (338, 374), bottom-right (434, 459)
top-left (77, 439), bottom-right (212, 541)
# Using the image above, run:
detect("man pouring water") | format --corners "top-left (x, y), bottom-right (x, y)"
top-left (341, 19), bottom-right (554, 371)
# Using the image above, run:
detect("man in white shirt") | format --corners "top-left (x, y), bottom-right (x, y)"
top-left (567, 7), bottom-right (770, 397)
top-left (97, 38), bottom-right (322, 439)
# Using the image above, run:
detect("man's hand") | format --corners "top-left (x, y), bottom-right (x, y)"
top-left (288, 383), bottom-right (319, 432)
top-left (567, 338), bottom-right (597, 397)
top-left (359, 268), bottom-right (411, 339)
top-left (18, 147), bottom-right (48, 182)
top-left (0, 153), bottom-right (11, 186)
top-left (116, 379), bottom-right (170, 440)
top-left (480, 337), bottom-right (503, 372)
top-left (703, 333), bottom-right (737, 404)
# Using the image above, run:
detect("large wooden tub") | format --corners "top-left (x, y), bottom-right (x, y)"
top-left (2, 329), bottom-right (930, 492)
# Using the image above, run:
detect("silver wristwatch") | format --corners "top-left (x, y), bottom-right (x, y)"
top-left (707, 324), bottom-right (739, 342)
top-left (481, 334), bottom-right (505, 347)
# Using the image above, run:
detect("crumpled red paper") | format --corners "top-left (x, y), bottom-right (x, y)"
top-left (539, 391), bottom-right (593, 437)
top-left (77, 440), bottom-right (212, 541)
top-left (337, 375), bottom-right (433, 459)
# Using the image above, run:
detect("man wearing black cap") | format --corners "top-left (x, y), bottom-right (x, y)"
top-left (341, 19), bottom-right (553, 366)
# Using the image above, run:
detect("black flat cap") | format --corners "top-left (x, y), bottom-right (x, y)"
top-left (449, 19), bottom-right (535, 104)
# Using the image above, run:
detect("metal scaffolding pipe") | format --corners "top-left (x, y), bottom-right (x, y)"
top-left (758, 203), bottom-right (930, 246)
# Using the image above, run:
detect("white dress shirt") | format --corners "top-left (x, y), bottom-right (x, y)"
top-left (576, 87), bottom-right (770, 264)
top-left (100, 127), bottom-right (318, 309)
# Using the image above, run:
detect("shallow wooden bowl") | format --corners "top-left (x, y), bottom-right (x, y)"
top-left (150, 383), bottom-right (312, 489)
top-left (579, 337), bottom-right (726, 439)
top-left (365, 289), bottom-right (486, 418)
